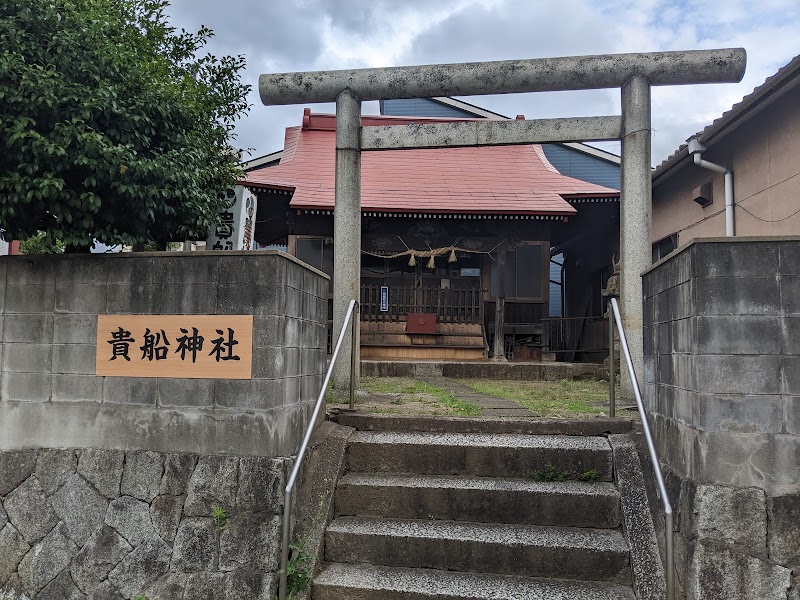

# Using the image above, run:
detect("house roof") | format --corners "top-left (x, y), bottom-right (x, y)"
top-left (243, 97), bottom-right (621, 173)
top-left (241, 149), bottom-right (283, 172)
top-left (243, 110), bottom-right (618, 219)
top-left (653, 53), bottom-right (800, 185)
top-left (427, 97), bottom-right (622, 165)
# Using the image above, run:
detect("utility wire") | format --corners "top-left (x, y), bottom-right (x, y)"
top-left (736, 203), bottom-right (800, 223)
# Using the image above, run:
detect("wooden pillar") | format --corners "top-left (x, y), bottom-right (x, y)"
top-left (492, 244), bottom-right (507, 361)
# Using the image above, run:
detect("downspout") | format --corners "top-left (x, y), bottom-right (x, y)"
top-left (687, 138), bottom-right (735, 236)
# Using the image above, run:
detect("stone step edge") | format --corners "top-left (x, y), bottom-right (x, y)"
top-left (313, 562), bottom-right (637, 600)
top-left (326, 516), bottom-right (629, 552)
top-left (334, 473), bottom-right (623, 528)
top-left (335, 412), bottom-right (633, 435)
top-left (348, 430), bottom-right (613, 450)
top-left (337, 472), bottom-right (620, 496)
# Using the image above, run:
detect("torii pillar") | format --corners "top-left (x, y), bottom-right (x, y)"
top-left (332, 89), bottom-right (361, 391)
top-left (620, 75), bottom-right (652, 396)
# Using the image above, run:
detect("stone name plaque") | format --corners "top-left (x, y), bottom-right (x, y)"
top-left (96, 315), bottom-right (253, 379)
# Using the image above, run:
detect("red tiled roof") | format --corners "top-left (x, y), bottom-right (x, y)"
top-left (244, 111), bottom-right (619, 217)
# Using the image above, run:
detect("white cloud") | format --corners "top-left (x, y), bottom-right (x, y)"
top-left (317, 3), bottom-right (473, 68)
top-left (165, 0), bottom-right (799, 165)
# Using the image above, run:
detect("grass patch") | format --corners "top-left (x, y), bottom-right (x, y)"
top-left (362, 378), bottom-right (440, 396)
top-left (347, 377), bottom-right (482, 417)
top-left (211, 506), bottom-right (227, 528)
top-left (528, 464), bottom-right (600, 482)
top-left (528, 464), bottom-right (569, 482)
top-left (435, 394), bottom-right (482, 417)
top-left (284, 537), bottom-right (314, 599)
top-left (459, 378), bottom-right (613, 418)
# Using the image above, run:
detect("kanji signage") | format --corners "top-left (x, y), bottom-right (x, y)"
top-left (96, 315), bottom-right (253, 379)
top-left (380, 286), bottom-right (389, 312)
top-left (206, 186), bottom-right (257, 251)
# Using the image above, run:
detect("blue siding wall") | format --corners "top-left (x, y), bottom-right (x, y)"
top-left (541, 144), bottom-right (620, 189)
top-left (381, 98), bottom-right (475, 118)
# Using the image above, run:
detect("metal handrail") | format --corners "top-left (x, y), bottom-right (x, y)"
top-left (609, 297), bottom-right (674, 599)
top-left (278, 299), bottom-right (359, 600)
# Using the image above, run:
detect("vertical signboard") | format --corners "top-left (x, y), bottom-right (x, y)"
top-left (380, 286), bottom-right (389, 312)
top-left (207, 185), bottom-right (257, 251)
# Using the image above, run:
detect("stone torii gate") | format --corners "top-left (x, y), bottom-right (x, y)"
top-left (259, 49), bottom-right (746, 394)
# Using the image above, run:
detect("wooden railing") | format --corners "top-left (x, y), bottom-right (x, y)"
top-left (361, 284), bottom-right (481, 324)
top-left (542, 316), bottom-right (608, 354)
top-left (484, 301), bottom-right (545, 326)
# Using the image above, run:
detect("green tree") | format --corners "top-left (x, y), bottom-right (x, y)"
top-left (18, 231), bottom-right (65, 255)
top-left (0, 0), bottom-right (250, 251)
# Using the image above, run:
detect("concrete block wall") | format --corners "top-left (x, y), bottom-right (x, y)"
top-left (0, 252), bottom-right (328, 457)
top-left (642, 237), bottom-right (800, 599)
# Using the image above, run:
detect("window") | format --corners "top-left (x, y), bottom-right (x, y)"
top-left (490, 242), bottom-right (547, 301)
top-left (549, 254), bottom-right (564, 317)
top-left (289, 236), bottom-right (334, 289)
top-left (652, 234), bottom-right (678, 262)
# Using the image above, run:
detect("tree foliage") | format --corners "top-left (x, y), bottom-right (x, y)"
top-left (18, 231), bottom-right (65, 255)
top-left (0, 0), bottom-right (250, 250)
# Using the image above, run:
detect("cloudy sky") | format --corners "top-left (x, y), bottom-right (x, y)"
top-left (166, 0), bottom-right (799, 166)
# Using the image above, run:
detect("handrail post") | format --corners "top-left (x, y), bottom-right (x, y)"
top-left (349, 301), bottom-right (358, 410)
top-left (608, 301), bottom-right (616, 418)
top-left (666, 509), bottom-right (674, 600)
top-left (610, 297), bottom-right (673, 600)
top-left (278, 299), bottom-right (357, 600)
top-left (278, 486), bottom-right (291, 600)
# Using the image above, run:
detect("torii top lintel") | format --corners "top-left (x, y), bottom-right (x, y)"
top-left (259, 49), bottom-right (746, 106)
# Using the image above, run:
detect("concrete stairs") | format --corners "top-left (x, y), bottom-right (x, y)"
top-left (313, 417), bottom-right (636, 599)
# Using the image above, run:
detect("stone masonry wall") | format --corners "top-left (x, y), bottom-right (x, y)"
top-left (0, 447), bottom-right (290, 600)
top-left (642, 237), bottom-right (800, 599)
top-left (0, 251), bottom-right (328, 457)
